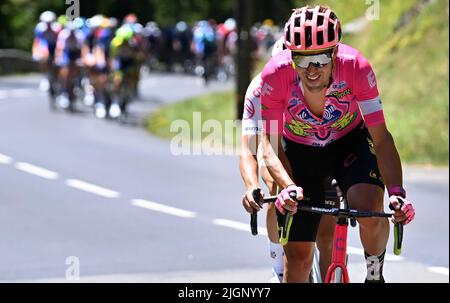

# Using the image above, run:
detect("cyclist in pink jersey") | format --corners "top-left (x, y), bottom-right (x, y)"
top-left (240, 38), bottom-right (337, 282)
top-left (260, 5), bottom-right (415, 283)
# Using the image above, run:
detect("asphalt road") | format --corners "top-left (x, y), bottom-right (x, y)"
top-left (0, 73), bottom-right (448, 283)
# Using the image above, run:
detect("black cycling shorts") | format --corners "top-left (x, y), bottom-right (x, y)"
top-left (276, 122), bottom-right (385, 242)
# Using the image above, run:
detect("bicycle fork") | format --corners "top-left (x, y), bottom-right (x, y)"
top-left (324, 222), bottom-right (350, 283)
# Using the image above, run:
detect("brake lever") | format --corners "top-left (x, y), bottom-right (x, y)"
top-left (250, 188), bottom-right (261, 236)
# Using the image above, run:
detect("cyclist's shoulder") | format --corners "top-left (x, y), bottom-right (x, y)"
top-left (261, 49), bottom-right (294, 82)
top-left (336, 43), bottom-right (372, 66)
top-left (245, 73), bottom-right (263, 100)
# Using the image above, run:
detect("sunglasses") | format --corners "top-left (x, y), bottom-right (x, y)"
top-left (292, 51), bottom-right (333, 69)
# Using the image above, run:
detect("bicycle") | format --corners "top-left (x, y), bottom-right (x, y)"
top-left (250, 182), bottom-right (404, 283)
top-left (250, 188), bottom-right (323, 283)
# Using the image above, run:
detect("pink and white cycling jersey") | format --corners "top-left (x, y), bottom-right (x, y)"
top-left (242, 73), bottom-right (263, 136)
top-left (260, 43), bottom-right (384, 147)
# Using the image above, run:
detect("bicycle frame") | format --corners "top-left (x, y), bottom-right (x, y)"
top-left (324, 220), bottom-right (350, 283)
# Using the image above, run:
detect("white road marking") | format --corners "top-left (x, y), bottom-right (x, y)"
top-left (428, 266), bottom-right (449, 276)
top-left (14, 162), bottom-right (59, 180)
top-left (131, 199), bottom-right (196, 218)
top-left (66, 179), bottom-right (120, 199)
top-left (212, 218), bottom-right (267, 236)
top-left (1, 153), bottom-right (445, 275)
top-left (0, 89), bottom-right (38, 99)
top-left (0, 153), bottom-right (12, 164)
top-left (10, 89), bottom-right (35, 97)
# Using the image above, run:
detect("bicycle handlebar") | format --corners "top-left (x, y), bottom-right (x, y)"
top-left (254, 194), bottom-right (392, 218)
top-left (249, 189), bottom-right (403, 255)
top-left (250, 188), bottom-right (261, 235)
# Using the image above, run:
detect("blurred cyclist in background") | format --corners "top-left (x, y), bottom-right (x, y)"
top-left (54, 19), bottom-right (86, 111)
top-left (32, 11), bottom-right (60, 97)
top-left (109, 25), bottom-right (138, 119)
top-left (191, 20), bottom-right (217, 83)
top-left (122, 14), bottom-right (148, 99)
top-left (83, 15), bottom-right (113, 118)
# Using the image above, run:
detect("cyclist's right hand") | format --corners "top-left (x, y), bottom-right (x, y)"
top-left (275, 184), bottom-right (303, 215)
top-left (242, 188), bottom-right (263, 214)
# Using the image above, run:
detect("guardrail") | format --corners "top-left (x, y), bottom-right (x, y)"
top-left (0, 49), bottom-right (39, 75)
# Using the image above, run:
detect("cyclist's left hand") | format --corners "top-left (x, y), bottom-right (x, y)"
top-left (389, 195), bottom-right (415, 225)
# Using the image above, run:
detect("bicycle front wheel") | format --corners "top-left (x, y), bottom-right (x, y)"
top-left (331, 267), bottom-right (343, 283)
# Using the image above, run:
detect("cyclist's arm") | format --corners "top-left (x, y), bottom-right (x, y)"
top-left (261, 133), bottom-right (295, 189)
top-left (259, 59), bottom-right (295, 189)
top-left (239, 134), bottom-right (260, 190)
top-left (354, 52), bottom-right (404, 191)
top-left (367, 123), bottom-right (403, 190)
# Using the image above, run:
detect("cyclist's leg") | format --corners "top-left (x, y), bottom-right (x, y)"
top-left (280, 138), bottom-right (333, 283)
top-left (316, 212), bottom-right (335, 281)
top-left (109, 70), bottom-right (123, 118)
top-left (348, 184), bottom-right (388, 282)
top-left (261, 165), bottom-right (284, 282)
top-left (283, 241), bottom-right (315, 282)
top-left (274, 176), bottom-right (325, 283)
top-left (315, 177), bottom-right (338, 281)
top-left (348, 185), bottom-right (388, 252)
top-left (335, 125), bottom-right (388, 282)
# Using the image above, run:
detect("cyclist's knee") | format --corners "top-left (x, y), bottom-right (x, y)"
top-left (358, 216), bottom-right (388, 232)
top-left (284, 247), bottom-right (314, 282)
top-left (347, 183), bottom-right (384, 212)
top-left (285, 243), bottom-right (314, 264)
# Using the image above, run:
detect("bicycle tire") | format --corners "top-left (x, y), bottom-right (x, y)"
top-left (331, 267), bottom-right (343, 283)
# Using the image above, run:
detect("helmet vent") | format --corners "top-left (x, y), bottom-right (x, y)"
top-left (330, 12), bottom-right (337, 21)
top-left (317, 15), bottom-right (324, 26)
top-left (317, 31), bottom-right (324, 45)
top-left (328, 23), bottom-right (335, 42)
top-left (295, 32), bottom-right (301, 46)
top-left (305, 26), bottom-right (312, 47)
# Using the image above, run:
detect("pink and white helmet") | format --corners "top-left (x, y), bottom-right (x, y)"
top-left (284, 5), bottom-right (341, 52)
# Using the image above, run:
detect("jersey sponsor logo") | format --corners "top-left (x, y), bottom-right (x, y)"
top-left (329, 88), bottom-right (352, 99)
top-left (243, 99), bottom-right (255, 119)
top-left (332, 81), bottom-right (347, 90)
top-left (261, 82), bottom-right (274, 96)
top-left (285, 94), bottom-right (357, 142)
top-left (335, 237), bottom-right (346, 251)
top-left (367, 137), bottom-right (376, 155)
top-left (252, 86), bottom-right (262, 98)
top-left (344, 153), bottom-right (358, 167)
top-left (330, 112), bottom-right (357, 131)
top-left (367, 70), bottom-right (376, 88)
top-left (285, 120), bottom-right (313, 137)
top-left (369, 170), bottom-right (384, 182)
top-left (244, 126), bottom-right (260, 132)
top-left (288, 98), bottom-right (301, 106)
